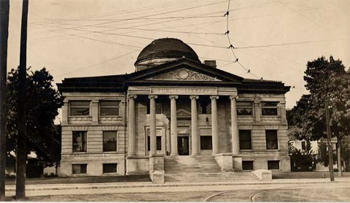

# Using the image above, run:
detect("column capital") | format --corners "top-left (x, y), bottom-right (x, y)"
top-left (128, 95), bottom-right (137, 99)
top-left (169, 95), bottom-right (178, 100)
top-left (189, 95), bottom-right (199, 100)
top-left (210, 96), bottom-right (219, 100)
top-left (148, 95), bottom-right (158, 99)
top-left (229, 95), bottom-right (238, 100)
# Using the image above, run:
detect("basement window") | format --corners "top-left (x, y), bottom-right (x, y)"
top-left (103, 163), bottom-right (117, 173)
top-left (72, 164), bottom-right (87, 174)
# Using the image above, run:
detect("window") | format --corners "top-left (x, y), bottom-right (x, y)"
top-left (266, 130), bottom-right (278, 149)
top-left (268, 160), bottom-right (280, 170)
top-left (237, 101), bottom-right (253, 115)
top-left (261, 102), bottom-right (278, 115)
top-left (201, 136), bottom-right (212, 150)
top-left (72, 164), bottom-right (87, 174)
top-left (100, 101), bottom-right (120, 116)
top-left (103, 163), bottom-right (117, 173)
top-left (70, 101), bottom-right (90, 116)
top-left (242, 161), bottom-right (254, 170)
top-left (147, 136), bottom-right (162, 151)
top-left (73, 131), bottom-right (87, 152)
top-left (239, 130), bottom-right (252, 150)
top-left (103, 131), bottom-right (117, 152)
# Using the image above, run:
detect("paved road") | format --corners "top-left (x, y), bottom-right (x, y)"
top-left (5, 179), bottom-right (350, 201)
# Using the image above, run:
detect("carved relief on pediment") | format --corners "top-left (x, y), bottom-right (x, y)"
top-left (147, 68), bottom-right (221, 81)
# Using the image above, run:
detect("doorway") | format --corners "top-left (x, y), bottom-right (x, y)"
top-left (177, 136), bottom-right (189, 155)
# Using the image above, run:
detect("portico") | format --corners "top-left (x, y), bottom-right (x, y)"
top-left (127, 86), bottom-right (239, 159)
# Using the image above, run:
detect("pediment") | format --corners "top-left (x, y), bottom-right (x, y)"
top-left (177, 109), bottom-right (191, 117)
top-left (146, 68), bottom-right (222, 81)
top-left (129, 58), bottom-right (243, 83)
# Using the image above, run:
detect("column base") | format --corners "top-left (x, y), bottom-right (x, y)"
top-left (170, 153), bottom-right (178, 156)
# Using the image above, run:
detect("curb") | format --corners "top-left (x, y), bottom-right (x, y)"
top-left (5, 178), bottom-right (346, 192)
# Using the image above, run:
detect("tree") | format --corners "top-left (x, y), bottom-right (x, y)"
top-left (289, 56), bottom-right (350, 175)
top-left (6, 67), bottom-right (63, 166)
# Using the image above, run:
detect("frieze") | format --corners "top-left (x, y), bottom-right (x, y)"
top-left (147, 68), bottom-right (221, 81)
top-left (151, 86), bottom-right (217, 95)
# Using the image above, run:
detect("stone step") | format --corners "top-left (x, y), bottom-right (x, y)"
top-left (165, 172), bottom-right (259, 183)
top-left (164, 155), bottom-right (221, 174)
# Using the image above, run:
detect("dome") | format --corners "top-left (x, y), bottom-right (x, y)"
top-left (134, 38), bottom-right (200, 71)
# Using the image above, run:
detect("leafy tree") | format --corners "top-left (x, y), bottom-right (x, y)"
top-left (289, 56), bottom-right (350, 173)
top-left (6, 67), bottom-right (63, 166)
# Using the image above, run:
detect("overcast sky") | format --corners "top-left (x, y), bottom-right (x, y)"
top-left (7, 0), bottom-right (350, 110)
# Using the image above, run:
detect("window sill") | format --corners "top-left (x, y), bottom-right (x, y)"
top-left (266, 149), bottom-right (279, 151)
top-left (240, 149), bottom-right (253, 152)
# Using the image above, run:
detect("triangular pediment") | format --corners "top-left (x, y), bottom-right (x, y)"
top-left (146, 67), bottom-right (221, 81)
top-left (128, 58), bottom-right (244, 83)
top-left (177, 109), bottom-right (191, 118)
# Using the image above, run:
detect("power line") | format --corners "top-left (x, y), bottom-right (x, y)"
top-left (46, 0), bottom-right (228, 33)
top-left (57, 50), bottom-right (138, 78)
top-left (234, 38), bottom-right (349, 49)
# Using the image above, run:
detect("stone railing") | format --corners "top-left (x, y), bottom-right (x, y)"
top-left (252, 169), bottom-right (272, 181)
top-left (214, 153), bottom-right (233, 171)
top-left (149, 154), bottom-right (164, 184)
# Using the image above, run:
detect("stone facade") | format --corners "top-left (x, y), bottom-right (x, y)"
top-left (58, 38), bottom-right (291, 177)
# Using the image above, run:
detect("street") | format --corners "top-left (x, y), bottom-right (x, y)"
top-left (5, 179), bottom-right (350, 201)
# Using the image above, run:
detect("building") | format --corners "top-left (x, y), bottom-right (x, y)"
top-left (57, 38), bottom-right (291, 180)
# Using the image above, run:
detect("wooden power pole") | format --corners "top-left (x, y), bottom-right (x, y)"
top-left (325, 100), bottom-right (334, 181)
top-left (16, 0), bottom-right (29, 199)
top-left (0, 0), bottom-right (10, 201)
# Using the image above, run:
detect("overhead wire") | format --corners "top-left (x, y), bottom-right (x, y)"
top-left (45, 0), bottom-right (228, 33)
top-left (57, 50), bottom-right (138, 78)
top-left (224, 0), bottom-right (259, 78)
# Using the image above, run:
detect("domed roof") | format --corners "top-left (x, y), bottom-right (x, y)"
top-left (134, 38), bottom-right (200, 70)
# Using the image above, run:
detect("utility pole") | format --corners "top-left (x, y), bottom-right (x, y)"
top-left (0, 0), bottom-right (10, 201)
top-left (325, 100), bottom-right (334, 181)
top-left (16, 0), bottom-right (29, 199)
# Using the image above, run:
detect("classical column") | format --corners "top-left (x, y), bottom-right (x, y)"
top-left (279, 101), bottom-right (287, 124)
top-left (190, 95), bottom-right (199, 155)
top-left (127, 95), bottom-right (137, 156)
top-left (170, 95), bottom-right (178, 156)
top-left (210, 96), bottom-right (219, 155)
top-left (149, 95), bottom-right (158, 156)
top-left (91, 100), bottom-right (99, 124)
top-left (230, 96), bottom-right (240, 155)
top-left (254, 98), bottom-right (261, 122)
top-left (61, 101), bottom-right (68, 125)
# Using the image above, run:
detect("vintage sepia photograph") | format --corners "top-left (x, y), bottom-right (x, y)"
top-left (0, 0), bottom-right (349, 201)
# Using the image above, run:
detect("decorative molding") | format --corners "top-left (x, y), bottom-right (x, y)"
top-left (71, 126), bottom-right (89, 131)
top-left (69, 116), bottom-right (92, 122)
top-left (147, 68), bottom-right (221, 81)
top-left (101, 125), bottom-right (120, 131)
top-left (265, 125), bottom-right (279, 130)
top-left (99, 117), bottom-right (123, 122)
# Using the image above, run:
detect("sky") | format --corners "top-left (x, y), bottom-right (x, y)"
top-left (7, 0), bottom-right (350, 110)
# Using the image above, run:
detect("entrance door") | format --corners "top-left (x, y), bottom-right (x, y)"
top-left (177, 136), bottom-right (189, 155)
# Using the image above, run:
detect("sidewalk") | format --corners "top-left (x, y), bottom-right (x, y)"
top-left (5, 175), bottom-right (350, 192)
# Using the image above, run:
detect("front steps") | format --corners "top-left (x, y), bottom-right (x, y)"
top-left (164, 156), bottom-right (258, 183)
top-left (165, 156), bottom-right (221, 174)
